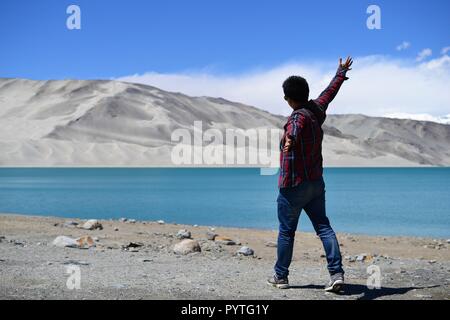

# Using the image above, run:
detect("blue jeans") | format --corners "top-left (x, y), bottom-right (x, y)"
top-left (274, 177), bottom-right (344, 278)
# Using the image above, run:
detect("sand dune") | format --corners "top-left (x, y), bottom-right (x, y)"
top-left (0, 78), bottom-right (449, 167)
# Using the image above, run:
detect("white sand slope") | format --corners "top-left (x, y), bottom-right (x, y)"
top-left (0, 78), bottom-right (449, 167)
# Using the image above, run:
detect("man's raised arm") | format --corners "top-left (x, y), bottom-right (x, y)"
top-left (314, 57), bottom-right (353, 112)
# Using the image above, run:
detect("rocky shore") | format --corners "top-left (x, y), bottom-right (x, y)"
top-left (0, 213), bottom-right (449, 300)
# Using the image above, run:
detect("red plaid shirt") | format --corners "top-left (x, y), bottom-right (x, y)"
top-left (278, 66), bottom-right (349, 188)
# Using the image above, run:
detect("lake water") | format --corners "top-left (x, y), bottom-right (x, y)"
top-left (0, 168), bottom-right (449, 238)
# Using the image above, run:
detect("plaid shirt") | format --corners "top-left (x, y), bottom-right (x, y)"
top-left (278, 66), bottom-right (349, 188)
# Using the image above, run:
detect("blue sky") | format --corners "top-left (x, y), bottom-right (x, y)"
top-left (1, 0), bottom-right (449, 119)
top-left (0, 0), bottom-right (449, 79)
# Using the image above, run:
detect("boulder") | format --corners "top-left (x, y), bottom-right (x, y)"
top-left (237, 246), bottom-right (254, 256)
top-left (52, 236), bottom-right (80, 248)
top-left (176, 229), bottom-right (191, 239)
top-left (173, 239), bottom-right (201, 255)
top-left (81, 219), bottom-right (103, 230)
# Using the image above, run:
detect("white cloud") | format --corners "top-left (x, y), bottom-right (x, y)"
top-left (396, 41), bottom-right (410, 51)
top-left (384, 113), bottom-right (450, 124)
top-left (441, 46), bottom-right (450, 55)
top-left (416, 48), bottom-right (432, 61)
top-left (117, 54), bottom-right (450, 120)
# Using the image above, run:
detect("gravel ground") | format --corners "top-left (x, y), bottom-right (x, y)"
top-left (0, 213), bottom-right (449, 300)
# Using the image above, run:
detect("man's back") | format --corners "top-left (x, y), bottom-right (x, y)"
top-left (278, 63), bottom-right (350, 188)
top-left (278, 104), bottom-right (324, 187)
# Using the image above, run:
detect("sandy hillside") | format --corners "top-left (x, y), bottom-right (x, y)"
top-left (1, 78), bottom-right (449, 167)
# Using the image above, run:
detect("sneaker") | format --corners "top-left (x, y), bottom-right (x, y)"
top-left (324, 273), bottom-right (344, 293)
top-left (267, 274), bottom-right (289, 289)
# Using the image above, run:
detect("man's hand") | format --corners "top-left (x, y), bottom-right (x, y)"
top-left (339, 56), bottom-right (353, 71)
top-left (283, 136), bottom-right (293, 153)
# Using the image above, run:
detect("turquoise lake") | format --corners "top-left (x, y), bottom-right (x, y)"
top-left (0, 168), bottom-right (449, 238)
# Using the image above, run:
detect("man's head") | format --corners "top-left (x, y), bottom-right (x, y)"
top-left (282, 76), bottom-right (309, 109)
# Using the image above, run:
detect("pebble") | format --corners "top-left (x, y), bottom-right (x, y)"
top-left (52, 236), bottom-right (80, 248)
top-left (176, 229), bottom-right (192, 239)
top-left (114, 227), bottom-right (119, 231)
top-left (173, 239), bottom-right (201, 255)
top-left (344, 255), bottom-right (356, 262)
top-left (81, 219), bottom-right (103, 230)
top-left (62, 260), bottom-right (90, 266)
top-left (265, 241), bottom-right (277, 248)
top-left (215, 236), bottom-right (236, 246)
top-left (356, 254), bottom-right (367, 262)
top-left (415, 294), bottom-right (432, 299)
top-left (206, 231), bottom-right (218, 241)
top-left (237, 246), bottom-right (254, 256)
top-left (63, 221), bottom-right (79, 228)
top-left (122, 242), bottom-right (144, 249)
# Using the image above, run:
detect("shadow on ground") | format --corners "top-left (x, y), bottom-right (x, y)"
top-left (289, 284), bottom-right (440, 300)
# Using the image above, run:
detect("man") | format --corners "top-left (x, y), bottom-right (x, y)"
top-left (267, 57), bottom-right (353, 293)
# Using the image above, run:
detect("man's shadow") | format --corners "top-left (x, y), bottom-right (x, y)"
top-left (289, 284), bottom-right (439, 300)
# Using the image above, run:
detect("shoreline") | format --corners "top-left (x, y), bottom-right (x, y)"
top-left (0, 212), bottom-right (447, 240)
top-left (1, 213), bottom-right (449, 300)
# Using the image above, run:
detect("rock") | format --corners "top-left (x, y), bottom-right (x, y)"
top-left (356, 254), bottom-right (367, 262)
top-left (415, 294), bottom-right (432, 299)
top-left (119, 218), bottom-right (128, 222)
top-left (214, 236), bottom-right (236, 245)
top-left (63, 221), bottom-right (79, 228)
top-left (81, 219), bottom-right (103, 230)
top-left (237, 246), bottom-right (254, 256)
top-left (52, 236), bottom-right (80, 248)
top-left (141, 258), bottom-right (153, 263)
top-left (122, 242), bottom-right (144, 249)
top-left (62, 260), bottom-right (90, 266)
top-left (128, 219), bottom-right (136, 224)
top-left (157, 220), bottom-right (165, 225)
top-left (193, 224), bottom-right (198, 227)
top-left (447, 239), bottom-right (450, 244)
top-left (114, 227), bottom-right (119, 231)
top-left (173, 239), bottom-right (201, 255)
top-left (344, 255), bottom-right (356, 262)
top-left (176, 229), bottom-right (192, 239)
top-left (13, 240), bottom-right (25, 246)
top-left (265, 241), bottom-right (277, 248)
top-left (206, 231), bottom-right (218, 241)
top-left (428, 260), bottom-right (437, 264)
top-left (76, 236), bottom-right (96, 248)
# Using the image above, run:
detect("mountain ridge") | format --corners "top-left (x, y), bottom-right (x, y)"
top-left (0, 77), bottom-right (449, 167)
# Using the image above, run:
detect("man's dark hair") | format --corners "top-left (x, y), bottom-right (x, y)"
top-left (282, 76), bottom-right (309, 103)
